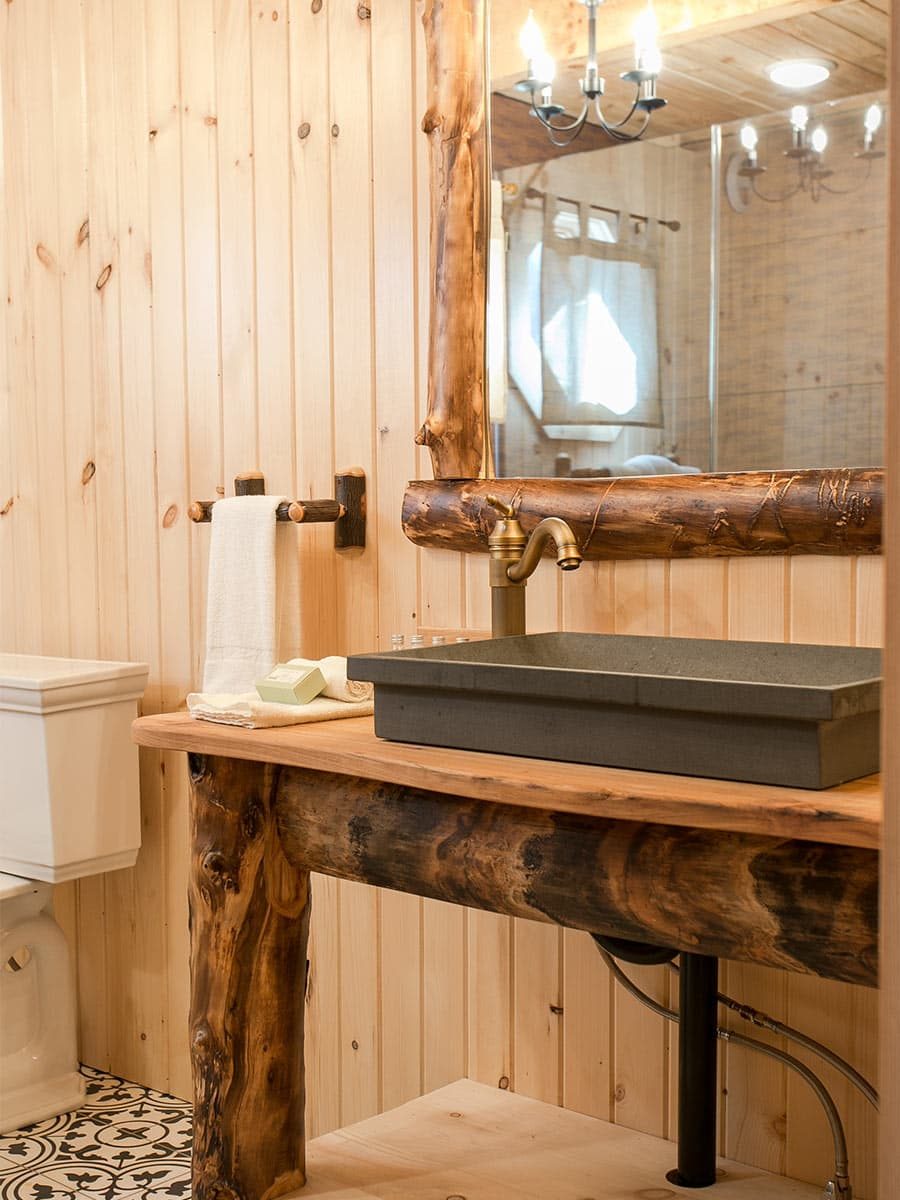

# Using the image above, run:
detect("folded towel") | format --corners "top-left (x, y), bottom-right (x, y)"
top-left (287, 655), bottom-right (373, 703)
top-left (202, 495), bottom-right (285, 693)
top-left (187, 691), bottom-right (374, 729)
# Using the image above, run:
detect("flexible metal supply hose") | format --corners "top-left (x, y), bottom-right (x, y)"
top-left (666, 960), bottom-right (879, 1111)
top-left (593, 946), bottom-right (852, 1199)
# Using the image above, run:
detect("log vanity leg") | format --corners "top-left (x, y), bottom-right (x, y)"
top-left (188, 753), bottom-right (310, 1200)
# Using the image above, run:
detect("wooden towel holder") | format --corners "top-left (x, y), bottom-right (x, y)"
top-left (188, 470), bottom-right (366, 549)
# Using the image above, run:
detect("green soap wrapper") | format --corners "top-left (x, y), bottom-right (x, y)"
top-left (256, 663), bottom-right (327, 705)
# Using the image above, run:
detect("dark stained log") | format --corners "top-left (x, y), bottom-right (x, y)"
top-left (274, 767), bottom-right (878, 988)
top-left (189, 497), bottom-right (296, 523)
top-left (402, 468), bottom-right (883, 560)
top-left (188, 754), bottom-right (310, 1200)
top-left (287, 499), bottom-right (344, 524)
top-left (188, 469), bottom-right (366, 547)
top-left (234, 471), bottom-right (267, 496)
top-left (334, 468), bottom-right (367, 549)
top-left (418, 0), bottom-right (486, 480)
top-left (491, 92), bottom-right (613, 172)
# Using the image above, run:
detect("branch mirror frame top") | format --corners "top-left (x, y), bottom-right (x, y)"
top-left (406, 0), bottom-right (886, 561)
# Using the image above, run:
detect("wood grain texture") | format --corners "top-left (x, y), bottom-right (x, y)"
top-left (880, 0), bottom-right (900, 1186)
top-left (146, 740), bottom-right (877, 991)
top-left (132, 712), bottom-right (882, 850)
top-left (1, 0), bottom-right (883, 1189)
top-left (300, 1078), bottom-right (823, 1198)
top-left (417, 0), bottom-right (486, 479)
top-left (188, 753), bottom-right (309, 1200)
top-left (402, 470), bottom-right (883, 560)
top-left (267, 761), bottom-right (877, 985)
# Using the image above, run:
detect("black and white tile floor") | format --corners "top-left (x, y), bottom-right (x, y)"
top-left (0, 1068), bottom-right (192, 1199)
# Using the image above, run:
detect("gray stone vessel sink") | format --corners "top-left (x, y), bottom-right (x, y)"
top-left (347, 633), bottom-right (881, 789)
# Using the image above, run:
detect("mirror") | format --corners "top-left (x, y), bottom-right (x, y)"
top-left (488, 0), bottom-right (889, 479)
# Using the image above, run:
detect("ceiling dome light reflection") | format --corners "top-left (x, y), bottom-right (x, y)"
top-left (766, 59), bottom-right (833, 89)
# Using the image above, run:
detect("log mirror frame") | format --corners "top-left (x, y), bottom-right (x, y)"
top-left (405, 0), bottom-right (884, 561)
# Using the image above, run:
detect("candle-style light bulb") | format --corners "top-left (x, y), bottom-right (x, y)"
top-left (633, 4), bottom-right (661, 73)
top-left (810, 124), bottom-right (828, 154)
top-left (864, 103), bottom-right (882, 136)
top-left (790, 105), bottom-right (809, 132)
top-left (740, 123), bottom-right (758, 154)
top-left (520, 10), bottom-right (545, 68)
top-left (533, 51), bottom-right (556, 87)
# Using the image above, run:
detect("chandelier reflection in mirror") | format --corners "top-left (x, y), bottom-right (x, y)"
top-left (517, 1), bottom-right (666, 147)
top-left (728, 102), bottom-right (885, 207)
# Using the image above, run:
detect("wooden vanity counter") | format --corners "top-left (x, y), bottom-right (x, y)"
top-left (134, 711), bottom-right (880, 848)
top-left (133, 710), bottom-right (880, 1200)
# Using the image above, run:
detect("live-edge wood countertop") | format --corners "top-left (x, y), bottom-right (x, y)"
top-left (133, 711), bottom-right (881, 850)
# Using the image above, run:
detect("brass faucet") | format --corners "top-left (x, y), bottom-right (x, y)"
top-left (485, 495), bottom-right (583, 638)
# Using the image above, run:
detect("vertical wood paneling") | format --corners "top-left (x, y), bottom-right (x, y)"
top-left (724, 555), bottom-right (790, 1176)
top-left (327, 0), bottom-right (380, 1131)
top-left (513, 922), bottom-right (561, 1104)
top-left (107, 0), bottom-right (169, 1091)
top-left (370, 0), bottom-right (424, 1115)
top-left (787, 557), bottom-right (877, 1198)
top-left (0, 3), bottom-right (881, 1194)
top-left (880, 2), bottom-right (900, 1182)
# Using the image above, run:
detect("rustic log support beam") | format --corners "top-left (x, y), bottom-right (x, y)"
top-left (418, 0), bottom-right (487, 480)
top-left (402, 469), bottom-right (883, 560)
top-left (274, 767), bottom-right (878, 987)
top-left (188, 754), bottom-right (310, 1200)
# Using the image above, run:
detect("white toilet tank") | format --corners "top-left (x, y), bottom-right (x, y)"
top-left (0, 655), bottom-right (149, 882)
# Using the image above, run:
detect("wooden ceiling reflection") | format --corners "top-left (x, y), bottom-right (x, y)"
top-left (492, 0), bottom-right (888, 150)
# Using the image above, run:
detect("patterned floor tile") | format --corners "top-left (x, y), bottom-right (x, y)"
top-left (0, 1068), bottom-right (191, 1199)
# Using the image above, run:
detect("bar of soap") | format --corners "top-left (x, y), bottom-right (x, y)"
top-left (256, 663), bottom-right (326, 705)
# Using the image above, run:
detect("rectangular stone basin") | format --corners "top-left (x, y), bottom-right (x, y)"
top-left (348, 633), bottom-right (881, 789)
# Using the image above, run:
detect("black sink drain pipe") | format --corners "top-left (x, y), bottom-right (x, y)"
top-left (667, 952), bottom-right (719, 1188)
top-left (592, 935), bottom-right (718, 1188)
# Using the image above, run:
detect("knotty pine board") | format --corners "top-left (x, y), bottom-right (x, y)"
top-left (0, 0), bottom-right (881, 1193)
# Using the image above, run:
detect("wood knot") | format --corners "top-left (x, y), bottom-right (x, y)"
top-left (498, 1075), bottom-right (509, 1089)
top-left (201, 850), bottom-right (237, 890)
top-left (148, 127), bottom-right (158, 140)
top-left (331, 123), bottom-right (340, 138)
top-left (188, 752), bottom-right (209, 783)
top-left (95, 263), bottom-right (112, 291)
top-left (241, 798), bottom-right (264, 841)
top-left (162, 503), bottom-right (179, 528)
top-left (421, 109), bottom-right (442, 135)
top-left (311, 0), bottom-right (322, 11)
top-left (351, 1039), bottom-right (359, 1050)
top-left (81, 460), bottom-right (96, 485)
top-left (35, 242), bottom-right (57, 271)
top-left (357, 3), bottom-right (370, 16)
top-left (614, 1083), bottom-right (626, 1102)
top-left (0, 497), bottom-right (14, 517)
top-left (77, 218), bottom-right (90, 246)
top-left (549, 1004), bottom-right (564, 1016)
top-left (297, 122), bottom-right (311, 139)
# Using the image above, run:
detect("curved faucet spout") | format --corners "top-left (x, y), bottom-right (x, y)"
top-left (506, 517), bottom-right (583, 583)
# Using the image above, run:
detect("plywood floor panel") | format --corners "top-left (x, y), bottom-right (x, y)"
top-left (303, 1079), bottom-right (823, 1198)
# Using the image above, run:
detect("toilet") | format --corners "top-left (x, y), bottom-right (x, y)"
top-left (0, 655), bottom-right (148, 1135)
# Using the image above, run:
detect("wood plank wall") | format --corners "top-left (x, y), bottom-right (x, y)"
top-left (879, 0), bottom-right (898, 1189)
top-left (0, 1), bottom-right (880, 1193)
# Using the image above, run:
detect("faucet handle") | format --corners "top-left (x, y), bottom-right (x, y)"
top-left (485, 494), bottom-right (518, 519)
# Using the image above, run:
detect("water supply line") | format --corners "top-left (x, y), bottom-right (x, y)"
top-left (592, 942), bottom-right (853, 1199)
top-left (666, 960), bottom-right (878, 1111)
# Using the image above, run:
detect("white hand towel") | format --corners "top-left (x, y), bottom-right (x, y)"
top-left (187, 691), bottom-right (373, 729)
top-left (287, 655), bottom-right (373, 703)
top-left (202, 495), bottom-right (285, 693)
